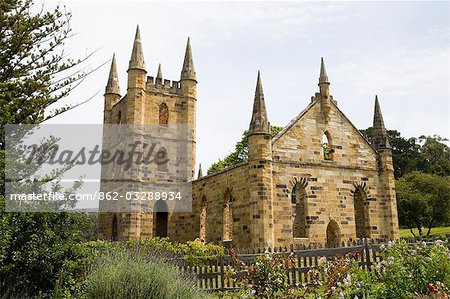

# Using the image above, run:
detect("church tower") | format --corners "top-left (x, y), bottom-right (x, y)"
top-left (180, 37), bottom-right (197, 178)
top-left (247, 71), bottom-right (275, 248)
top-left (99, 26), bottom-right (197, 241)
top-left (372, 96), bottom-right (399, 240)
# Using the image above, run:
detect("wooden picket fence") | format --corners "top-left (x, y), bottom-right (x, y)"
top-left (179, 234), bottom-right (450, 292)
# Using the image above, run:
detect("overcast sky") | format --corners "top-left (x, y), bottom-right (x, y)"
top-left (45, 1), bottom-right (450, 172)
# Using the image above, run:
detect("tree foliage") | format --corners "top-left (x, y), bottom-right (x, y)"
top-left (361, 128), bottom-right (450, 179)
top-left (418, 135), bottom-right (450, 176)
top-left (0, 1), bottom-right (98, 296)
top-left (0, 212), bottom-right (97, 297)
top-left (0, 0), bottom-right (98, 145)
top-left (396, 172), bottom-right (450, 237)
top-left (207, 125), bottom-right (283, 175)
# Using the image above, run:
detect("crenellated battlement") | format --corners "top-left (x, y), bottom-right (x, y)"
top-left (146, 76), bottom-right (182, 94)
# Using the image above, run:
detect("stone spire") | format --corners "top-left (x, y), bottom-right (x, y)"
top-left (128, 25), bottom-right (146, 72)
top-left (157, 63), bottom-right (163, 79)
top-left (249, 71), bottom-right (270, 134)
top-left (318, 57), bottom-right (330, 96)
top-left (180, 37), bottom-right (196, 80)
top-left (372, 95), bottom-right (391, 149)
top-left (319, 57), bottom-right (329, 83)
top-left (197, 163), bottom-right (203, 179)
top-left (105, 53), bottom-right (120, 95)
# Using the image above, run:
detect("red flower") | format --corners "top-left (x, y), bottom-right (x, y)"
top-left (428, 284), bottom-right (437, 293)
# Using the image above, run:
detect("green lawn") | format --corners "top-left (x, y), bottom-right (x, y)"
top-left (399, 226), bottom-right (450, 238)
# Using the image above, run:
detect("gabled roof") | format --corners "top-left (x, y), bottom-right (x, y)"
top-left (272, 98), bottom-right (379, 156)
top-left (272, 99), bottom-right (316, 143)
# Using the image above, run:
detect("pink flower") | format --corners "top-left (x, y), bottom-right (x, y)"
top-left (428, 283), bottom-right (437, 293)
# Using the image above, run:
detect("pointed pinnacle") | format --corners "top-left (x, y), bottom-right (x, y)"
top-left (249, 71), bottom-right (269, 133)
top-left (373, 95), bottom-right (386, 130)
top-left (197, 163), bottom-right (203, 178)
top-left (319, 57), bottom-right (329, 83)
top-left (105, 53), bottom-right (120, 95)
top-left (372, 95), bottom-right (391, 149)
top-left (181, 37), bottom-right (196, 80)
top-left (256, 70), bottom-right (263, 96)
top-left (128, 25), bottom-right (146, 72)
top-left (157, 63), bottom-right (163, 79)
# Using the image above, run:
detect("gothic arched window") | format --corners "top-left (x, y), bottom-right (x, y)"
top-left (159, 103), bottom-right (169, 126)
top-left (326, 220), bottom-right (341, 247)
top-left (354, 187), bottom-right (370, 239)
top-left (322, 131), bottom-right (334, 160)
top-left (292, 184), bottom-right (308, 238)
top-left (223, 188), bottom-right (233, 241)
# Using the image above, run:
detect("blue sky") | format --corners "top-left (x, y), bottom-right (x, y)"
top-left (45, 1), bottom-right (450, 172)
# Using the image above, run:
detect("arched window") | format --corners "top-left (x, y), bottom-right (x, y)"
top-left (199, 196), bottom-right (207, 241)
top-left (159, 103), bottom-right (169, 126)
top-left (322, 131), bottom-right (333, 160)
top-left (326, 220), bottom-right (341, 247)
top-left (156, 147), bottom-right (168, 172)
top-left (292, 183), bottom-right (308, 238)
top-left (223, 188), bottom-right (233, 241)
top-left (354, 187), bottom-right (370, 239)
top-left (111, 213), bottom-right (118, 241)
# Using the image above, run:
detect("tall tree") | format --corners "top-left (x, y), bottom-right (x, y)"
top-left (418, 135), bottom-right (450, 176)
top-left (396, 172), bottom-right (450, 237)
top-left (0, 0), bottom-right (100, 145)
top-left (0, 1), bottom-right (99, 296)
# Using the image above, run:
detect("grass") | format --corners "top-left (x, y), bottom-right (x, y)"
top-left (399, 226), bottom-right (450, 238)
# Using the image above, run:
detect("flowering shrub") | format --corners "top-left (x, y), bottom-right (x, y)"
top-left (221, 239), bottom-right (450, 299)
top-left (228, 250), bottom-right (295, 298)
top-left (421, 281), bottom-right (450, 299)
top-left (340, 239), bottom-right (450, 299)
top-left (226, 250), bottom-right (363, 299)
top-left (302, 252), bottom-right (362, 299)
top-left (367, 239), bottom-right (450, 299)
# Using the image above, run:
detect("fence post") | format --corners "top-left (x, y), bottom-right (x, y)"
top-left (220, 255), bottom-right (225, 291)
top-left (364, 238), bottom-right (371, 269)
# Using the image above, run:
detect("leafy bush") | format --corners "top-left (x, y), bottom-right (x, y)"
top-left (125, 237), bottom-right (225, 266)
top-left (313, 240), bottom-right (450, 299)
top-left (54, 240), bottom-right (113, 298)
top-left (52, 238), bottom-right (223, 298)
top-left (221, 240), bottom-right (450, 299)
top-left (81, 250), bottom-right (207, 299)
top-left (0, 212), bottom-right (99, 298)
top-left (368, 240), bottom-right (450, 299)
top-left (227, 249), bottom-right (295, 298)
top-left (304, 252), bottom-right (362, 298)
top-left (243, 253), bottom-right (293, 298)
top-left (342, 240), bottom-right (450, 299)
top-left (180, 240), bottom-right (225, 266)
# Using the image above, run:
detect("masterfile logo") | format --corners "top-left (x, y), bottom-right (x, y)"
top-left (5, 124), bottom-right (193, 213)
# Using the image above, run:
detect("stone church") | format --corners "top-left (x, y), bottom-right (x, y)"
top-left (98, 26), bottom-right (399, 248)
